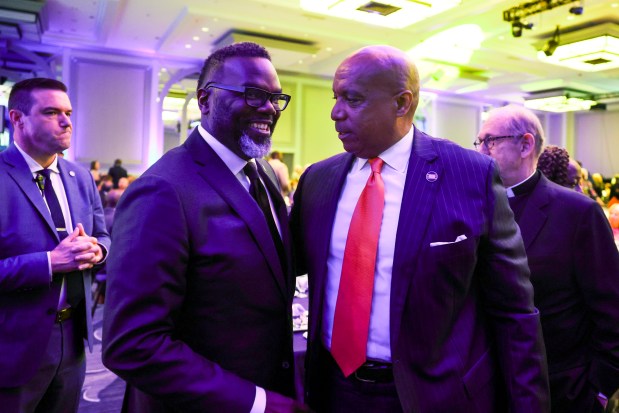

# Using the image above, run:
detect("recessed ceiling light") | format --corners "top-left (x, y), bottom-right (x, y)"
top-left (301, 0), bottom-right (460, 29)
top-left (193, 36), bottom-right (199, 41)
top-left (185, 44), bottom-right (191, 49)
top-left (201, 27), bottom-right (209, 32)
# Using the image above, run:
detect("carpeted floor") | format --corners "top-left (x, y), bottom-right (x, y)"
top-left (79, 306), bottom-right (124, 413)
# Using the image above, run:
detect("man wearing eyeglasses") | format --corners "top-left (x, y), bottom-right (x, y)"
top-left (103, 42), bottom-right (311, 413)
top-left (477, 104), bottom-right (619, 413)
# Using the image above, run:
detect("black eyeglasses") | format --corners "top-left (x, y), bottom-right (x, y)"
top-left (203, 83), bottom-right (291, 111)
top-left (473, 135), bottom-right (522, 149)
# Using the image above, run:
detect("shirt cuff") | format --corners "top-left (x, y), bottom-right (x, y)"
top-left (249, 386), bottom-right (266, 413)
top-left (47, 251), bottom-right (53, 281)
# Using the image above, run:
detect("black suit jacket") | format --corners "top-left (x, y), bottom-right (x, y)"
top-left (517, 173), bottom-right (619, 413)
top-left (102, 130), bottom-right (295, 412)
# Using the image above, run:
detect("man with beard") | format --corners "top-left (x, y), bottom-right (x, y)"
top-left (102, 42), bottom-right (310, 413)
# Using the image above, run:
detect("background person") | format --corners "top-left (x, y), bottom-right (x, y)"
top-left (0, 77), bottom-right (110, 413)
top-left (476, 104), bottom-right (619, 413)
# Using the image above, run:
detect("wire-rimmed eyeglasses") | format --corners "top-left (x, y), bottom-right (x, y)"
top-left (473, 135), bottom-right (522, 150)
top-left (203, 83), bottom-right (291, 111)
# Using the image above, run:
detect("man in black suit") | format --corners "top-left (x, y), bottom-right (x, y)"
top-left (102, 42), bottom-right (310, 412)
top-left (107, 158), bottom-right (128, 188)
top-left (477, 104), bottom-right (619, 413)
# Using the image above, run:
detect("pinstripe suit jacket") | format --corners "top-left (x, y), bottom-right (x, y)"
top-left (291, 128), bottom-right (550, 413)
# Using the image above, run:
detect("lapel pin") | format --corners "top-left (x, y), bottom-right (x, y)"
top-left (69, 170), bottom-right (76, 177)
top-left (426, 171), bottom-right (438, 182)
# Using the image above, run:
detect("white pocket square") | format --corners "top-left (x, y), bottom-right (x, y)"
top-left (430, 234), bottom-right (467, 247)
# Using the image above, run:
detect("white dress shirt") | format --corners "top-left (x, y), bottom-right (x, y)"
top-left (323, 126), bottom-right (414, 362)
top-left (197, 125), bottom-right (268, 413)
top-left (15, 142), bottom-right (74, 307)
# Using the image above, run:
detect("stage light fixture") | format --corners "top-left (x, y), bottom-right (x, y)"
top-left (569, 5), bottom-right (583, 15)
top-left (511, 20), bottom-right (533, 37)
top-left (543, 26), bottom-right (561, 56)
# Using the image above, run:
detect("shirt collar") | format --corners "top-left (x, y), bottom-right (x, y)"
top-left (198, 124), bottom-right (248, 176)
top-left (351, 125), bottom-right (414, 174)
top-left (506, 170), bottom-right (538, 198)
top-left (14, 142), bottom-right (60, 175)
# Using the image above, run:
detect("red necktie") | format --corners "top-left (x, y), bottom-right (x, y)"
top-left (331, 157), bottom-right (385, 377)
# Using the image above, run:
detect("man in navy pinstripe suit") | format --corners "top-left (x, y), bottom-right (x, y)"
top-left (290, 45), bottom-right (550, 413)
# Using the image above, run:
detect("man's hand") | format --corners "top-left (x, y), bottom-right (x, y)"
top-left (50, 224), bottom-right (103, 273)
top-left (265, 390), bottom-right (314, 413)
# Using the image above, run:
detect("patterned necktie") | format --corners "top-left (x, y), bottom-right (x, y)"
top-left (331, 157), bottom-right (385, 377)
top-left (36, 169), bottom-right (68, 240)
top-left (243, 161), bottom-right (286, 269)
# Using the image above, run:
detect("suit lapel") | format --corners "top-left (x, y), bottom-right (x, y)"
top-left (184, 131), bottom-right (288, 299)
top-left (3, 144), bottom-right (58, 240)
top-left (390, 129), bottom-right (441, 345)
top-left (309, 153), bottom-right (355, 338)
top-left (518, 174), bottom-right (551, 249)
top-left (256, 159), bottom-right (293, 283)
top-left (57, 159), bottom-right (95, 351)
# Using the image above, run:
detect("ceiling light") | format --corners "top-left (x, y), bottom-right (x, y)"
top-left (300, 0), bottom-right (461, 29)
top-left (537, 22), bottom-right (619, 71)
top-left (542, 26), bottom-right (560, 57)
top-left (524, 88), bottom-right (596, 112)
top-left (408, 24), bottom-right (484, 65)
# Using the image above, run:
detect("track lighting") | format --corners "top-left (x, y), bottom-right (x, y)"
top-left (511, 19), bottom-right (533, 38)
top-left (542, 26), bottom-right (560, 57)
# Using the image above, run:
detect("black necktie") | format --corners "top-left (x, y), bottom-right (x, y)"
top-left (244, 162), bottom-right (286, 270)
top-left (36, 169), bottom-right (68, 240)
top-left (37, 169), bottom-right (83, 307)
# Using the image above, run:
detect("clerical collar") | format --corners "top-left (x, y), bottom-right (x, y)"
top-left (506, 170), bottom-right (540, 198)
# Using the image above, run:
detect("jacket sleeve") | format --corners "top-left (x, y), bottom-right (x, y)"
top-left (101, 176), bottom-right (257, 413)
top-left (479, 161), bottom-right (550, 413)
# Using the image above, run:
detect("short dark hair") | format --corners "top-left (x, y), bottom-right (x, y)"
top-left (114, 159), bottom-right (122, 166)
top-left (538, 145), bottom-right (571, 187)
top-left (197, 42), bottom-right (271, 92)
top-left (8, 78), bottom-right (68, 115)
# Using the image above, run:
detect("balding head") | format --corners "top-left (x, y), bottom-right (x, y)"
top-left (331, 45), bottom-right (420, 158)
top-left (339, 45), bottom-right (420, 120)
top-left (476, 104), bottom-right (545, 187)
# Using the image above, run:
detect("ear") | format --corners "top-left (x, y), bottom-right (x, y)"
top-left (520, 133), bottom-right (536, 158)
top-left (394, 90), bottom-right (414, 117)
top-left (197, 88), bottom-right (210, 114)
top-left (8, 109), bottom-right (24, 128)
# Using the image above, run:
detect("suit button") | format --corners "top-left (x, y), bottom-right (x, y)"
top-left (282, 361), bottom-right (290, 369)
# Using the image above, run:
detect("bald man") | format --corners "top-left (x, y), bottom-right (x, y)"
top-left (291, 45), bottom-right (549, 413)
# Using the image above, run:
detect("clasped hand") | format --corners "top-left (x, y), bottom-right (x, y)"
top-left (50, 223), bottom-right (103, 273)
